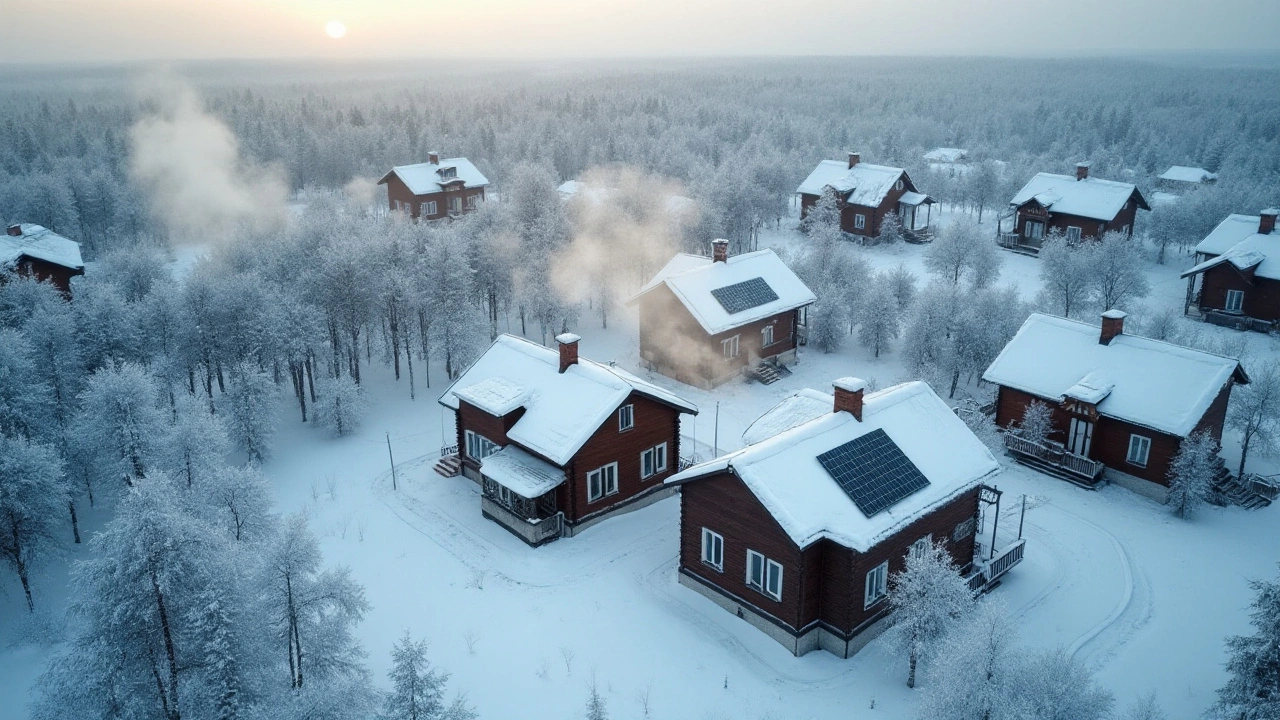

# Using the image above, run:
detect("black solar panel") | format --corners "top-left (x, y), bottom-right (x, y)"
top-left (816, 429), bottom-right (930, 517)
top-left (710, 277), bottom-right (779, 314)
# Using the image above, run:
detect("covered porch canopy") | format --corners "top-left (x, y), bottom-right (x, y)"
top-left (478, 445), bottom-right (565, 521)
top-left (897, 191), bottom-right (935, 231)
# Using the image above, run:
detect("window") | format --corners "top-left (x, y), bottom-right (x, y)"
top-left (587, 462), bottom-right (618, 502)
top-left (641, 442), bottom-right (668, 479)
top-left (722, 335), bottom-right (740, 359)
top-left (1126, 434), bottom-right (1151, 468)
top-left (895, 179), bottom-right (904, 191)
top-left (1066, 226), bottom-right (1083, 242)
top-left (465, 195), bottom-right (477, 209)
top-left (864, 561), bottom-right (888, 608)
top-left (449, 196), bottom-right (462, 213)
top-left (952, 517), bottom-right (976, 542)
top-left (701, 528), bottom-right (724, 571)
top-left (909, 534), bottom-right (933, 560)
top-left (618, 404), bottom-right (635, 431)
top-left (1122, 224), bottom-right (1131, 235)
top-left (761, 324), bottom-right (774, 347)
top-left (1226, 289), bottom-right (1245, 313)
top-left (854, 214), bottom-right (867, 230)
top-left (1024, 220), bottom-right (1045, 240)
top-left (464, 430), bottom-right (499, 461)
top-left (424, 200), bottom-right (438, 216)
top-left (746, 550), bottom-right (783, 601)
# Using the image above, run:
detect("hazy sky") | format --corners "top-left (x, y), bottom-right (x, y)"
top-left (3, 0), bottom-right (1279, 63)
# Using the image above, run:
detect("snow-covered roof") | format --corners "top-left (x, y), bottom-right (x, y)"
top-left (479, 445), bottom-right (566, 498)
top-left (923, 148), bottom-right (967, 163)
top-left (1159, 166), bottom-right (1217, 184)
top-left (440, 335), bottom-right (697, 466)
top-left (898, 191), bottom-right (934, 206)
top-left (1195, 214), bottom-right (1262, 257)
top-left (796, 159), bottom-right (909, 207)
top-left (981, 314), bottom-right (1242, 437)
top-left (1186, 214), bottom-right (1280, 280)
top-left (378, 158), bottom-right (489, 195)
top-left (668, 381), bottom-right (1000, 551)
top-left (741, 389), bottom-right (834, 445)
top-left (630, 249), bottom-right (817, 336)
top-left (1009, 172), bottom-right (1148, 221)
top-left (0, 224), bottom-right (84, 271)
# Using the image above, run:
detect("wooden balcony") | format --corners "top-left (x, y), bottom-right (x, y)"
top-left (1004, 435), bottom-right (1105, 488)
top-left (968, 538), bottom-right (1026, 593)
top-left (997, 232), bottom-right (1040, 256)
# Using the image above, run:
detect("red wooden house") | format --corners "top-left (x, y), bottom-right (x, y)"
top-left (999, 164), bottom-right (1149, 253)
top-left (1, 223), bottom-right (84, 295)
top-left (982, 311), bottom-right (1248, 501)
top-left (796, 153), bottom-right (935, 239)
top-left (377, 152), bottom-right (489, 221)
top-left (1181, 209), bottom-right (1280, 331)
top-left (628, 241), bottom-right (816, 389)
top-left (667, 378), bottom-right (1012, 658)
top-left (438, 333), bottom-right (698, 545)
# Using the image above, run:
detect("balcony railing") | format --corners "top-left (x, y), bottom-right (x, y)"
top-left (968, 538), bottom-right (1026, 593)
top-left (1005, 435), bottom-right (1105, 483)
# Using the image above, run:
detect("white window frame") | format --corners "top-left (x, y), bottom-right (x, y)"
top-left (1126, 434), bottom-right (1151, 468)
top-left (424, 200), bottom-right (438, 216)
top-left (1226, 289), bottom-right (1245, 313)
top-left (722, 334), bottom-right (740, 359)
top-left (1025, 220), bottom-right (1045, 240)
top-left (1066, 226), bottom-right (1083, 242)
top-left (854, 213), bottom-right (866, 230)
top-left (761, 324), bottom-right (774, 347)
top-left (464, 430), bottom-right (499, 461)
top-left (745, 550), bottom-right (783, 601)
top-left (641, 442), bottom-right (668, 479)
top-left (618, 404), bottom-right (635, 432)
top-left (895, 179), bottom-right (904, 191)
top-left (909, 534), bottom-right (932, 560)
top-left (449, 196), bottom-right (462, 213)
top-left (465, 194), bottom-right (477, 209)
top-left (701, 528), bottom-right (724, 571)
top-left (587, 462), bottom-right (619, 503)
top-left (865, 561), bottom-right (888, 608)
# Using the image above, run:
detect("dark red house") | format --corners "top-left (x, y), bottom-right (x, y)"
top-left (1, 223), bottom-right (84, 295)
top-left (796, 153), bottom-right (935, 238)
top-left (1181, 209), bottom-right (1279, 331)
top-left (982, 311), bottom-right (1247, 501)
top-left (999, 164), bottom-right (1149, 253)
top-left (667, 378), bottom-right (1009, 658)
top-left (377, 153), bottom-right (489, 221)
top-left (438, 333), bottom-right (698, 545)
top-left (628, 241), bottom-right (816, 388)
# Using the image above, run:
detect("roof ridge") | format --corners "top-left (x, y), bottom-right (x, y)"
top-left (1026, 313), bottom-right (1240, 364)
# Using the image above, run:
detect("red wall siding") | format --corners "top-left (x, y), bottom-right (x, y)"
top-left (384, 173), bottom-right (486, 220)
top-left (1198, 264), bottom-right (1280, 322)
top-left (8, 257), bottom-right (81, 296)
top-left (799, 170), bottom-right (916, 239)
top-left (1015, 195), bottom-right (1141, 243)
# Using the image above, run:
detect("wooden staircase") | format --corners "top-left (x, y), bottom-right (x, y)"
top-left (434, 454), bottom-right (462, 478)
top-left (752, 363), bottom-right (782, 385)
top-left (1210, 457), bottom-right (1271, 510)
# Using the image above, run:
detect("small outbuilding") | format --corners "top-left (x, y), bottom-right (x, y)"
top-left (1, 223), bottom-right (84, 296)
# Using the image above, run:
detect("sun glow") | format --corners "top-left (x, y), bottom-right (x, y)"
top-left (325, 21), bottom-right (347, 40)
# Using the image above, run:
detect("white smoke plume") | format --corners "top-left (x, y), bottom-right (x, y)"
top-left (129, 70), bottom-right (288, 245)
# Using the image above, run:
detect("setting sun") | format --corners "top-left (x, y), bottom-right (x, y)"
top-left (324, 20), bottom-right (347, 40)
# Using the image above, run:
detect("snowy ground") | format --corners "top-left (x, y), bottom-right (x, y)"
top-left (3, 208), bottom-right (1279, 719)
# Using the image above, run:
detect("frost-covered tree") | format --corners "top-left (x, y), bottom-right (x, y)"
top-left (315, 375), bottom-right (367, 438)
top-left (1228, 360), bottom-right (1280, 479)
top-left (854, 272), bottom-right (902, 357)
top-left (1213, 565), bottom-right (1280, 720)
top-left (383, 631), bottom-right (474, 720)
top-left (1015, 400), bottom-right (1056, 446)
top-left (916, 603), bottom-right (1021, 720)
top-left (585, 681), bottom-right (609, 720)
top-left (159, 394), bottom-right (232, 487)
top-left (887, 263), bottom-right (918, 312)
top-left (1123, 691), bottom-right (1167, 720)
top-left (924, 218), bottom-right (1000, 288)
top-left (1166, 430), bottom-right (1218, 518)
top-left (19, 292), bottom-right (84, 450)
top-left (223, 366), bottom-right (278, 462)
top-left (1037, 235), bottom-right (1093, 318)
top-left (795, 195), bottom-right (858, 352)
top-left (425, 230), bottom-right (483, 380)
top-left (203, 466), bottom-right (273, 544)
top-left (0, 434), bottom-right (67, 611)
top-left (1018, 648), bottom-right (1114, 720)
top-left (901, 282), bottom-right (961, 390)
top-left (888, 539), bottom-right (975, 688)
top-left (0, 328), bottom-right (53, 439)
top-left (73, 361), bottom-right (166, 490)
top-left (1089, 231), bottom-right (1151, 312)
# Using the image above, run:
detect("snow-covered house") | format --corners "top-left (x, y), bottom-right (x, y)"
top-left (628, 241), bottom-right (816, 389)
top-left (377, 152), bottom-right (489, 221)
top-left (667, 379), bottom-right (1009, 658)
top-left (438, 333), bottom-right (698, 545)
top-left (1, 223), bottom-right (85, 295)
top-left (796, 153), bottom-right (935, 239)
top-left (1180, 209), bottom-right (1280, 330)
top-left (1158, 165), bottom-right (1218, 189)
top-left (983, 311), bottom-right (1248, 500)
top-left (1000, 164), bottom-right (1149, 253)
top-left (923, 147), bottom-right (967, 164)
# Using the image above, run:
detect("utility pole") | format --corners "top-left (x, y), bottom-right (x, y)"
top-left (713, 402), bottom-right (720, 458)
top-left (386, 432), bottom-right (398, 491)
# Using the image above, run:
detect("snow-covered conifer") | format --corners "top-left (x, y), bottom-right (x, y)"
top-left (1015, 400), bottom-right (1056, 446)
top-left (385, 631), bottom-right (451, 720)
top-left (1214, 565), bottom-right (1280, 719)
top-left (0, 434), bottom-right (68, 611)
top-left (1166, 430), bottom-right (1218, 518)
top-left (315, 375), bottom-right (367, 438)
top-left (585, 680), bottom-right (609, 720)
top-left (888, 539), bottom-right (975, 688)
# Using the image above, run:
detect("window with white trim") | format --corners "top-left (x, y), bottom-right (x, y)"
top-left (722, 335), bottom-right (740, 359)
top-left (464, 430), bottom-right (500, 461)
top-left (1226, 289), bottom-right (1245, 313)
top-left (1024, 220), bottom-right (1045, 240)
top-left (895, 179), bottom-right (904, 191)
top-left (854, 214), bottom-right (866, 230)
top-left (746, 550), bottom-right (783, 601)
top-left (618, 404), bottom-right (634, 431)
top-left (465, 195), bottom-right (477, 209)
top-left (641, 442), bottom-right (668, 479)
top-left (1066, 226), bottom-right (1083, 242)
top-left (701, 528), bottom-right (724, 571)
top-left (1126, 434), bottom-right (1151, 467)
top-left (865, 561), bottom-right (888, 608)
top-left (909, 534), bottom-right (933, 560)
top-left (761, 324), bottom-right (774, 347)
top-left (424, 200), bottom-right (438, 216)
top-left (449, 196), bottom-right (462, 213)
top-left (587, 462), bottom-right (618, 502)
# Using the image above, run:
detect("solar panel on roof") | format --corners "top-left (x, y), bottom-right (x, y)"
top-left (816, 429), bottom-right (930, 517)
top-left (710, 277), bottom-right (779, 315)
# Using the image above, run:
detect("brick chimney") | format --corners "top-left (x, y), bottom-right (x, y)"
top-left (833, 377), bottom-right (867, 421)
top-left (1076, 162), bottom-right (1090, 181)
top-left (1260, 208), bottom-right (1278, 235)
top-left (5, 224), bottom-right (21, 237)
top-left (712, 239), bottom-right (729, 263)
top-left (848, 152), bottom-right (861, 169)
top-left (428, 151), bottom-right (440, 165)
top-left (555, 332), bottom-right (580, 373)
top-left (1100, 309), bottom-right (1126, 345)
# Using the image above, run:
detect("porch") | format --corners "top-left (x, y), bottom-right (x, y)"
top-left (1003, 434), bottom-right (1105, 488)
top-left (897, 192), bottom-right (936, 242)
top-left (477, 445), bottom-right (568, 546)
top-left (997, 231), bottom-right (1041, 256)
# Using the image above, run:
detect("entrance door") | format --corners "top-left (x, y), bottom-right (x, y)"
top-left (1068, 417), bottom-right (1093, 457)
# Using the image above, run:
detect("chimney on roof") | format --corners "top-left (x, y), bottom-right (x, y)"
top-left (1260, 208), bottom-right (1278, 235)
top-left (428, 151), bottom-right (440, 165)
top-left (848, 152), bottom-right (861, 169)
top-left (833, 377), bottom-right (866, 422)
top-left (1076, 163), bottom-right (1090, 181)
top-left (712, 239), bottom-right (729, 264)
top-left (5, 224), bottom-right (21, 237)
top-left (1100, 310), bottom-right (1126, 345)
top-left (556, 332), bottom-right (580, 373)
